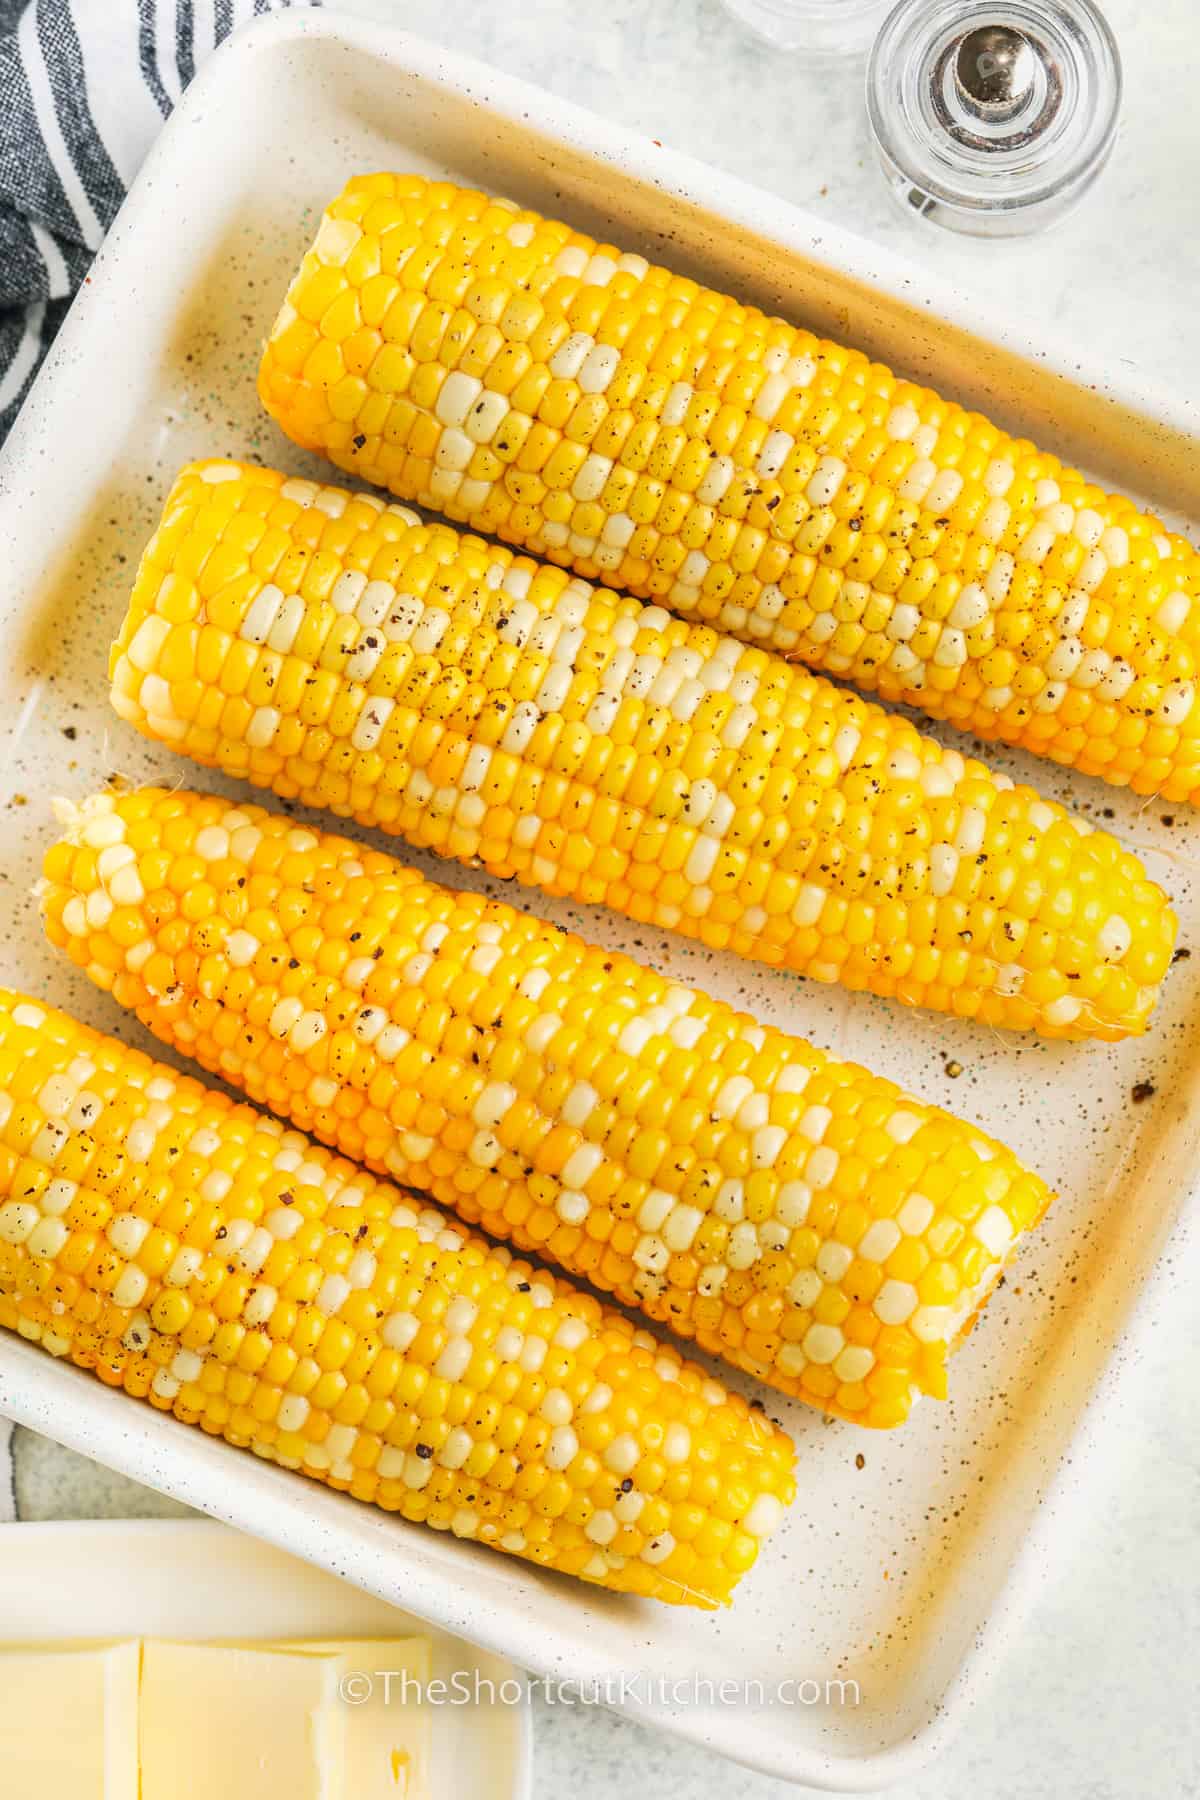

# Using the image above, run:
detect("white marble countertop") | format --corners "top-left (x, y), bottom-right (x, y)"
top-left (7, 1), bottom-right (1200, 1795)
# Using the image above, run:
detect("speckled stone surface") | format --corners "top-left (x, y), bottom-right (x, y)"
top-left (5, 2), bottom-right (1200, 1796)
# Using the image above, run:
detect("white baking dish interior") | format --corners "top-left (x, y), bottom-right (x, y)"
top-left (0, 12), bottom-right (1196, 1792)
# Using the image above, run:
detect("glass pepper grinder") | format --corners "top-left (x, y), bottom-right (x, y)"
top-left (719, 0), bottom-right (896, 58)
top-left (866, 0), bottom-right (1122, 235)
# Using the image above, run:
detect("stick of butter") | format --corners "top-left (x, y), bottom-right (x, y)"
top-left (139, 1641), bottom-right (345, 1800)
top-left (0, 1641), bottom-right (139, 1800)
top-left (271, 1638), bottom-right (432, 1800)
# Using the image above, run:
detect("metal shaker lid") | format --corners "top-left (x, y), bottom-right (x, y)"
top-left (867, 0), bottom-right (1121, 235)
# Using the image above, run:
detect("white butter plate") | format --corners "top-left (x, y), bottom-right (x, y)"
top-left (0, 9), bottom-right (1197, 1790)
top-left (0, 1517), bottom-right (531, 1799)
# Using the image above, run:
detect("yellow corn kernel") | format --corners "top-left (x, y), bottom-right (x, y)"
top-left (0, 989), bottom-right (794, 1605)
top-left (260, 174), bottom-right (1200, 804)
top-left (46, 788), bottom-right (1056, 1429)
top-left (110, 462), bottom-right (1177, 1042)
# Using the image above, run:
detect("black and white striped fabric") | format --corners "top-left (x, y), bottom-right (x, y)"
top-left (0, 0), bottom-right (318, 443)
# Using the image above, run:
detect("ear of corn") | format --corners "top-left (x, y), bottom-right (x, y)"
top-left (42, 788), bottom-right (1054, 1429)
top-left (258, 172), bottom-right (1200, 804)
top-left (110, 459), bottom-right (1176, 1040)
top-left (0, 988), bottom-right (795, 1606)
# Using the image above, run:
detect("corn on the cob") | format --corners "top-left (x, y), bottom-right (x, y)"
top-left (43, 788), bottom-right (1054, 1428)
top-left (110, 460), bottom-right (1176, 1040)
top-left (259, 172), bottom-right (1200, 804)
top-left (0, 989), bottom-right (794, 1605)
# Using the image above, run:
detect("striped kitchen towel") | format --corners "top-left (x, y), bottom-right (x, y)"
top-left (0, 0), bottom-right (318, 443)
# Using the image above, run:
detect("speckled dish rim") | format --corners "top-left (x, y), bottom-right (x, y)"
top-left (0, 10), bottom-right (1197, 1792)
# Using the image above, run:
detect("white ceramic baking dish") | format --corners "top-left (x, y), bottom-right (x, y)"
top-left (0, 10), bottom-right (1196, 1790)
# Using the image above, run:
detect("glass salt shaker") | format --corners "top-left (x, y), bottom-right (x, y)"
top-left (866, 0), bottom-right (1122, 234)
top-left (719, 0), bottom-right (896, 58)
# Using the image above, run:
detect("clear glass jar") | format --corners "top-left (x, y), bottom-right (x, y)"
top-left (720, 0), bottom-right (895, 57)
top-left (866, 0), bottom-right (1122, 235)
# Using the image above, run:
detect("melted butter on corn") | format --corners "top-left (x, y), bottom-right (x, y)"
top-left (43, 788), bottom-right (1054, 1428)
top-left (259, 173), bottom-right (1200, 803)
top-left (0, 989), bottom-right (795, 1605)
top-left (109, 460), bottom-right (1177, 1040)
